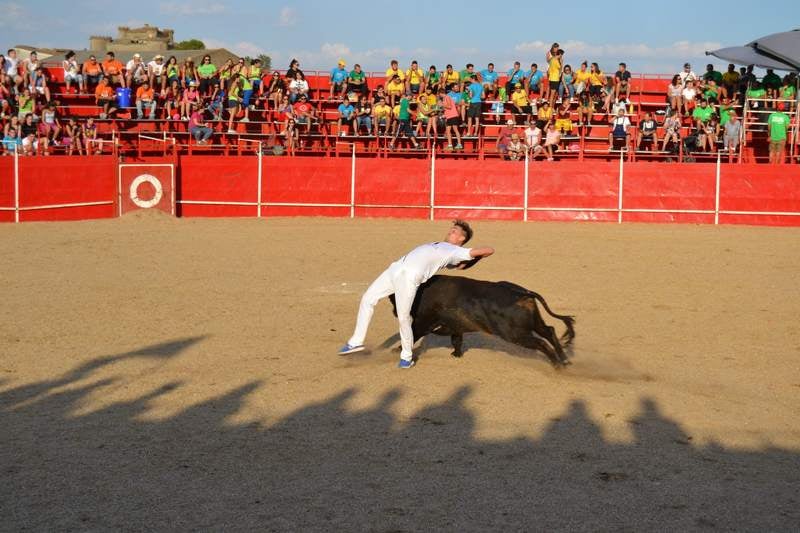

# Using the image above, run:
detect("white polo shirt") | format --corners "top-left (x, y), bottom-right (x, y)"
top-left (393, 242), bottom-right (473, 284)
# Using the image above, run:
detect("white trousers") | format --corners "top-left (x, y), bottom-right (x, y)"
top-left (348, 265), bottom-right (419, 361)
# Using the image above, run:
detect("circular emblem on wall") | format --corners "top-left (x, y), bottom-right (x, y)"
top-left (129, 174), bottom-right (163, 209)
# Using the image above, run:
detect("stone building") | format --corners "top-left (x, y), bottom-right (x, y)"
top-left (89, 24), bottom-right (175, 53)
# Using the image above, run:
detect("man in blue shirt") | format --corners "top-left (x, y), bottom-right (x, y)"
top-left (480, 63), bottom-right (499, 98)
top-left (506, 61), bottom-right (525, 97)
top-left (337, 96), bottom-right (356, 135)
top-left (330, 59), bottom-right (348, 99)
top-left (466, 75), bottom-right (484, 136)
top-left (526, 63), bottom-right (544, 97)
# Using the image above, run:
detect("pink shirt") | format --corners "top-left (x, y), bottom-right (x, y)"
top-left (189, 111), bottom-right (204, 129)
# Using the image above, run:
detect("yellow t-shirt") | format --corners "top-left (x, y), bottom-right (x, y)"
top-left (589, 71), bottom-right (605, 86)
top-left (374, 103), bottom-right (391, 120)
top-left (538, 107), bottom-right (553, 121)
top-left (511, 90), bottom-right (529, 107)
top-left (548, 56), bottom-right (561, 81)
top-left (445, 71), bottom-right (460, 85)
top-left (392, 104), bottom-right (401, 118)
top-left (406, 68), bottom-right (424, 85)
top-left (386, 67), bottom-right (405, 82)
top-left (574, 69), bottom-right (591, 85)
top-left (386, 79), bottom-right (405, 95)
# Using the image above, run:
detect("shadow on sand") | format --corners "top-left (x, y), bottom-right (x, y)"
top-left (1, 338), bottom-right (798, 531)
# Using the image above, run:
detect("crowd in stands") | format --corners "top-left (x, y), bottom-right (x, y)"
top-left (0, 44), bottom-right (798, 161)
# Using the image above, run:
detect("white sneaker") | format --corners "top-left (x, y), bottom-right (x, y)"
top-left (227, 129), bottom-right (236, 134)
top-left (240, 117), bottom-right (250, 123)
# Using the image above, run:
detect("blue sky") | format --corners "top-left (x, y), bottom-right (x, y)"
top-left (2, 0), bottom-right (798, 74)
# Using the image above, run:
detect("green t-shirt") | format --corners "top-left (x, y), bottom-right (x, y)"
top-left (768, 112), bottom-right (790, 141)
top-left (348, 70), bottom-right (364, 83)
top-left (427, 72), bottom-right (440, 84)
top-left (197, 63), bottom-right (217, 78)
top-left (718, 103), bottom-right (733, 126)
top-left (779, 85), bottom-right (796, 99)
top-left (460, 70), bottom-right (474, 83)
top-left (703, 70), bottom-right (722, 84)
top-left (692, 105), bottom-right (714, 123)
top-left (398, 97), bottom-right (411, 120)
top-left (746, 87), bottom-right (766, 99)
top-left (762, 73), bottom-right (782, 89)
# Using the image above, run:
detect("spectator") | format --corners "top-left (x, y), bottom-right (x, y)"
top-left (207, 80), bottom-right (224, 121)
top-left (509, 83), bottom-right (530, 124)
top-left (164, 80), bottom-right (183, 120)
top-left (337, 95), bottom-right (356, 135)
top-left (446, 82), bottom-right (464, 125)
top-left (346, 64), bottom-right (367, 97)
top-left (4, 48), bottom-right (18, 78)
top-left (611, 97), bottom-right (628, 116)
top-left (542, 122), bottom-right (561, 161)
top-left (415, 87), bottom-right (437, 138)
top-left (135, 80), bottom-right (157, 120)
top-left (777, 75), bottom-right (796, 112)
top-left (459, 64), bottom-right (476, 89)
top-left (248, 58), bottom-right (263, 101)
top-left (506, 61), bottom-right (525, 97)
top-left (355, 94), bottom-right (372, 136)
top-left (721, 63), bottom-right (740, 100)
top-left (525, 63), bottom-right (544, 98)
top-left (30, 67), bottom-right (51, 104)
top-left (480, 63), bottom-right (499, 98)
top-left (717, 95), bottom-right (734, 127)
top-left (288, 71), bottom-right (309, 103)
top-left (83, 117), bottom-right (101, 154)
top-left (545, 46), bottom-right (563, 107)
top-left (692, 98), bottom-right (714, 130)
top-left (386, 74), bottom-right (405, 108)
top-left (189, 102), bottom-right (213, 144)
top-left (276, 94), bottom-right (294, 132)
top-left (330, 59), bottom-right (348, 100)
top-left (126, 54), bottom-right (149, 88)
top-left (614, 62), bottom-right (632, 101)
top-left (535, 100), bottom-right (552, 131)
top-left (702, 78), bottom-right (721, 103)
top-left (292, 93), bottom-right (316, 134)
top-left (62, 118), bottom-right (83, 155)
top-left (667, 75), bottom-right (682, 114)
top-left (561, 64), bottom-right (575, 102)
top-left (745, 80), bottom-right (766, 109)
top-left (197, 54), bottom-right (218, 96)
top-left (573, 61), bottom-right (590, 96)
top-left (682, 79), bottom-right (698, 116)
top-left (637, 111), bottom-right (658, 152)
top-left (443, 64), bottom-right (460, 92)
top-left (163, 56), bottom-right (180, 93)
top-left (465, 75), bottom-right (483, 136)
top-left (226, 76), bottom-right (243, 133)
top-left (39, 102), bottom-right (61, 147)
top-left (524, 119), bottom-right (544, 159)
top-left (266, 72), bottom-right (284, 110)
top-left (722, 111), bottom-right (741, 155)
top-left (181, 81), bottom-right (201, 120)
top-left (389, 93), bottom-right (420, 150)
top-left (181, 57), bottom-right (198, 88)
top-left (371, 85), bottom-right (387, 106)
top-left (661, 110), bottom-right (682, 152)
top-left (16, 87), bottom-right (34, 119)
top-left (588, 62), bottom-right (604, 102)
top-left (678, 62), bottom-right (697, 87)
top-left (237, 70), bottom-right (254, 121)
top-left (62, 51), bottom-right (85, 94)
top-left (372, 96), bottom-right (392, 135)
top-left (608, 108), bottom-right (631, 150)
top-left (22, 51), bottom-right (39, 88)
top-left (507, 133), bottom-right (525, 161)
top-left (576, 90), bottom-right (593, 126)
top-left (283, 117), bottom-right (298, 154)
top-left (440, 87), bottom-right (462, 151)
top-left (554, 104), bottom-right (573, 135)
top-left (101, 52), bottom-right (125, 88)
top-left (148, 54), bottom-right (166, 94)
top-left (3, 125), bottom-right (21, 155)
top-left (0, 77), bottom-right (11, 118)
top-left (698, 113), bottom-right (719, 153)
top-left (94, 78), bottom-right (117, 119)
top-left (425, 65), bottom-right (441, 93)
top-left (406, 60), bottom-right (424, 95)
top-left (702, 64), bottom-right (722, 86)
top-left (385, 59), bottom-right (404, 86)
top-left (767, 107), bottom-right (791, 164)
top-left (762, 69), bottom-right (782, 103)
top-left (285, 59), bottom-right (304, 84)
top-left (20, 113), bottom-right (39, 155)
top-left (496, 119), bottom-right (516, 157)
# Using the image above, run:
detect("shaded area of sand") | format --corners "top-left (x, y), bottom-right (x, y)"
top-left (1, 216), bottom-right (799, 530)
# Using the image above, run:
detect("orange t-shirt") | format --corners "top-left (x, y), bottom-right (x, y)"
top-left (84, 61), bottom-right (102, 76)
top-left (102, 60), bottom-right (123, 76)
top-left (95, 84), bottom-right (114, 101)
top-left (136, 86), bottom-right (154, 102)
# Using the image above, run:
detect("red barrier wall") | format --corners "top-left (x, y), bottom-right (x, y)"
top-left (3, 156), bottom-right (800, 227)
top-left (0, 157), bottom-right (14, 223)
top-left (17, 157), bottom-right (116, 222)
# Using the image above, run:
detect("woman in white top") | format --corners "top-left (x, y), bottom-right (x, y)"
top-left (667, 74), bottom-right (682, 114)
top-left (62, 51), bottom-right (85, 93)
top-left (288, 72), bottom-right (309, 103)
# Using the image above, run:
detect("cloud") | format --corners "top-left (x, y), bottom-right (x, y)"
top-left (278, 6), bottom-right (297, 27)
top-left (202, 38), bottom-right (264, 57)
top-left (160, 1), bottom-right (225, 15)
top-left (0, 2), bottom-right (25, 27)
top-left (514, 39), bottom-right (722, 61)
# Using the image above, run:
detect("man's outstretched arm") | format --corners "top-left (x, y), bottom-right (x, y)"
top-left (457, 246), bottom-right (494, 270)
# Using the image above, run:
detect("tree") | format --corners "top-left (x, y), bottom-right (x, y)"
top-left (174, 39), bottom-right (206, 50)
top-left (257, 54), bottom-right (271, 71)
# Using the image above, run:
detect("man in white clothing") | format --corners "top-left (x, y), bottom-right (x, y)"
top-left (339, 220), bottom-right (494, 368)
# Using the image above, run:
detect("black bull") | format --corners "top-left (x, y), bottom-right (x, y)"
top-left (389, 276), bottom-right (575, 367)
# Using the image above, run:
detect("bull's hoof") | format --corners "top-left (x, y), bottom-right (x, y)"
top-left (451, 351), bottom-right (463, 358)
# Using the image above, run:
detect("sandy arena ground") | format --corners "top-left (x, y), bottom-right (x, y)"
top-left (1, 213), bottom-right (799, 531)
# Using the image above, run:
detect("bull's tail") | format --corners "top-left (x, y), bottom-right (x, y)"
top-left (497, 281), bottom-right (575, 346)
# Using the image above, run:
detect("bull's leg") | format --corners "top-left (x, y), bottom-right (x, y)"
top-left (512, 332), bottom-right (567, 368)
top-left (531, 313), bottom-right (571, 366)
top-left (450, 334), bottom-right (464, 358)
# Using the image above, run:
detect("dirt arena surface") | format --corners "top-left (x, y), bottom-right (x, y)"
top-left (2, 214), bottom-right (799, 531)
